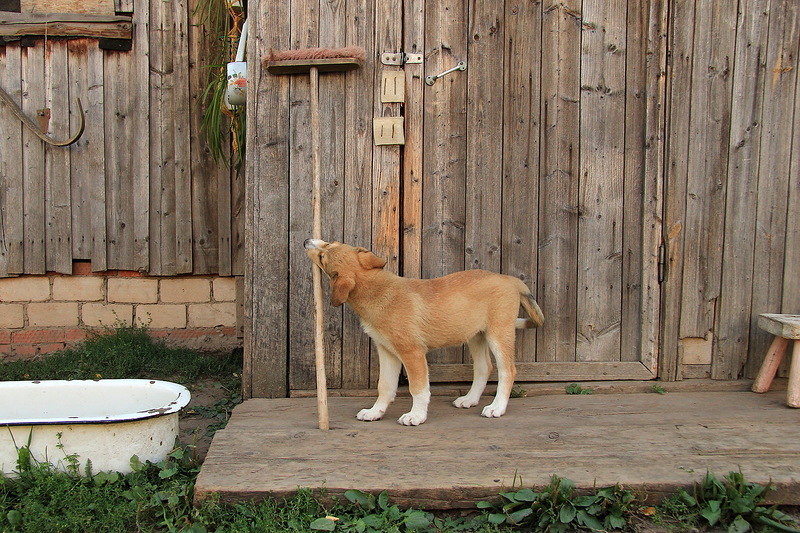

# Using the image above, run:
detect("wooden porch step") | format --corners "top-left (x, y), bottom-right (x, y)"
top-left (195, 390), bottom-right (800, 508)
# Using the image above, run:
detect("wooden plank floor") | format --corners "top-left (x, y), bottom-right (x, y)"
top-left (195, 387), bottom-right (800, 508)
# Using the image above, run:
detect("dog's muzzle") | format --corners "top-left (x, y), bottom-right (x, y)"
top-left (304, 238), bottom-right (320, 250)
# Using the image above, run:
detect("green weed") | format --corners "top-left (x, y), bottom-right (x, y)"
top-left (565, 383), bottom-right (593, 395)
top-left (658, 471), bottom-right (799, 533)
top-left (477, 475), bottom-right (641, 532)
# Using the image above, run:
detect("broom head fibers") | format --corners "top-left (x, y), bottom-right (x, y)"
top-left (264, 46), bottom-right (365, 75)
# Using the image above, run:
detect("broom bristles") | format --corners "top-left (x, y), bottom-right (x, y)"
top-left (267, 46), bottom-right (365, 63)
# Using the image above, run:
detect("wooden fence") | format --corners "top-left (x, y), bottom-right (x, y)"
top-left (0, 0), bottom-right (244, 277)
top-left (243, 0), bottom-right (800, 398)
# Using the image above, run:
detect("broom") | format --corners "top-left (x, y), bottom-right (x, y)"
top-left (265, 46), bottom-right (365, 430)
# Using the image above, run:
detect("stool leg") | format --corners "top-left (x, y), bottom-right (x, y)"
top-left (752, 336), bottom-right (789, 393)
top-left (787, 341), bottom-right (800, 408)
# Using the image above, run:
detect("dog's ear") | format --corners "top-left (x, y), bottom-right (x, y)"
top-left (357, 249), bottom-right (387, 270)
top-left (330, 275), bottom-right (355, 307)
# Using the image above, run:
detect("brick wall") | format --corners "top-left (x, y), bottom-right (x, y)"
top-left (0, 263), bottom-right (242, 360)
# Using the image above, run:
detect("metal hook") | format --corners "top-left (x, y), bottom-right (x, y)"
top-left (0, 86), bottom-right (85, 147)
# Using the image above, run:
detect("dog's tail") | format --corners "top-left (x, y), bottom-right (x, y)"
top-left (515, 281), bottom-right (545, 329)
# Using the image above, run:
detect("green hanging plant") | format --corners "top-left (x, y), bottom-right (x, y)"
top-left (193, 0), bottom-right (246, 173)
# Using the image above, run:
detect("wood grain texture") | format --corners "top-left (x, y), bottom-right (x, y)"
top-left (715, 0), bottom-right (769, 379)
top-left (196, 391), bottom-right (800, 507)
top-left (538, 1), bottom-right (580, 363)
top-left (0, 44), bottom-right (24, 276)
top-left (501, 0), bottom-right (542, 363)
top-left (21, 44), bottom-right (46, 274)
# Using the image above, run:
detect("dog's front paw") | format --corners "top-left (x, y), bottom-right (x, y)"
top-left (481, 404), bottom-right (507, 418)
top-left (357, 408), bottom-right (385, 421)
top-left (397, 412), bottom-right (427, 426)
top-left (453, 395), bottom-right (480, 409)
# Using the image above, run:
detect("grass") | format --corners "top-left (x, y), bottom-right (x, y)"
top-left (1, 325), bottom-right (798, 532)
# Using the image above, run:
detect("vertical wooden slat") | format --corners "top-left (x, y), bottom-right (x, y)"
top-left (782, 54), bottom-right (800, 317)
top-left (244, 0), bottom-right (291, 398)
top-left (132, 0), bottom-right (149, 272)
top-left (576, 0), bottom-right (626, 362)
top-left (21, 43), bottom-right (46, 274)
top-left (422, 0), bottom-right (467, 366)
top-left (636, 0), bottom-right (667, 373)
top-left (660, 0), bottom-right (697, 380)
top-left (188, 0), bottom-right (220, 275)
top-left (746, 1), bottom-right (800, 378)
top-left (678, 1), bottom-right (737, 348)
top-left (402, 0), bottom-right (424, 280)
top-left (342, 0), bottom-right (375, 389)
top-left (0, 44), bottom-right (24, 276)
top-left (715, 0), bottom-right (770, 379)
top-left (173, 0), bottom-right (192, 274)
top-left (44, 39), bottom-right (72, 274)
top-left (287, 0), bottom-right (319, 391)
top-left (538, 1), bottom-right (580, 363)
top-left (68, 40), bottom-right (106, 270)
top-left (319, 0), bottom-right (347, 388)
top-left (501, 0), bottom-right (542, 362)
top-left (464, 0), bottom-right (503, 274)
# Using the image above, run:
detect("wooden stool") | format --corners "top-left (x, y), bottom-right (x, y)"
top-left (752, 313), bottom-right (800, 407)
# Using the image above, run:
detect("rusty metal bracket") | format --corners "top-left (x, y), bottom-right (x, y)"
top-left (0, 85), bottom-right (85, 147)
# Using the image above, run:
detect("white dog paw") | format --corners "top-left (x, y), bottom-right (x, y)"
top-left (453, 395), bottom-right (480, 409)
top-left (356, 408), bottom-right (384, 421)
top-left (481, 404), bottom-right (506, 418)
top-left (397, 412), bottom-right (427, 426)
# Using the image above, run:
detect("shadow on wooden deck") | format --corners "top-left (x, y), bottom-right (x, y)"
top-left (195, 381), bottom-right (800, 508)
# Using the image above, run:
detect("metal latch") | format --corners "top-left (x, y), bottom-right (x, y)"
top-left (426, 60), bottom-right (467, 85)
top-left (381, 52), bottom-right (423, 66)
top-left (658, 241), bottom-right (667, 283)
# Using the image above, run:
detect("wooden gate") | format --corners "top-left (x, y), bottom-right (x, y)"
top-left (244, 0), bottom-right (665, 398)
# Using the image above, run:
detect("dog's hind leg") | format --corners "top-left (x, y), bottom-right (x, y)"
top-left (397, 348), bottom-right (430, 426)
top-left (482, 330), bottom-right (517, 418)
top-left (453, 333), bottom-right (492, 409)
top-left (357, 344), bottom-right (401, 422)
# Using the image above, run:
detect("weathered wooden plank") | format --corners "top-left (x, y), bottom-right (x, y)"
top-left (67, 40), bottom-right (106, 270)
top-left (678, 2), bottom-right (737, 345)
top-left (196, 392), bottom-right (800, 507)
top-left (636, 0), bottom-right (667, 374)
top-left (21, 43), bottom-right (46, 274)
top-left (402, 0), bottom-right (424, 281)
top-left (243, 0), bottom-right (291, 398)
top-left (43, 39), bottom-right (72, 273)
top-left (576, 0), bottom-right (626, 362)
top-left (464, 0), bottom-right (503, 275)
top-left (114, 0), bottom-right (133, 14)
top-left (188, 0), bottom-right (220, 275)
top-left (341, 0), bottom-right (375, 389)
top-left (0, 44), bottom-right (24, 276)
top-left (428, 361), bottom-right (655, 382)
top-left (746, 3), bottom-right (800, 379)
top-left (130, 0), bottom-right (149, 272)
top-left (20, 0), bottom-right (115, 15)
top-left (103, 49), bottom-right (134, 271)
top-left (758, 314), bottom-right (800, 340)
top-left (659, 0), bottom-right (696, 380)
top-left (286, 0), bottom-right (319, 391)
top-left (0, 13), bottom-right (132, 40)
top-left (715, 0), bottom-right (769, 379)
top-left (501, 0), bottom-right (541, 363)
top-left (783, 45), bottom-right (800, 321)
top-left (173, 0), bottom-right (192, 274)
top-left (149, 0), bottom-right (178, 275)
top-left (537, 1), bottom-right (580, 363)
top-left (421, 0), bottom-right (467, 366)
top-left (317, 0), bottom-right (348, 389)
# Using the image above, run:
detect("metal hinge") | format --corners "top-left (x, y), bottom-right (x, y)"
top-left (381, 52), bottom-right (423, 66)
top-left (658, 241), bottom-right (667, 284)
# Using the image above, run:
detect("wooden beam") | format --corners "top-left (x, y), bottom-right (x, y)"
top-left (0, 13), bottom-right (132, 40)
top-left (429, 362), bottom-right (656, 382)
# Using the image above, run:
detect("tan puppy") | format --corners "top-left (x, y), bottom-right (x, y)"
top-left (304, 239), bottom-right (544, 426)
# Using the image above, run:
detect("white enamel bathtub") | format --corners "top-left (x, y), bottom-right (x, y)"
top-left (0, 379), bottom-right (191, 475)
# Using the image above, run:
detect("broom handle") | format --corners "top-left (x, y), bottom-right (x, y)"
top-left (310, 65), bottom-right (329, 430)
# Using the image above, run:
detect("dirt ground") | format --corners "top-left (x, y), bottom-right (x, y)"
top-left (178, 380), bottom-right (234, 462)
